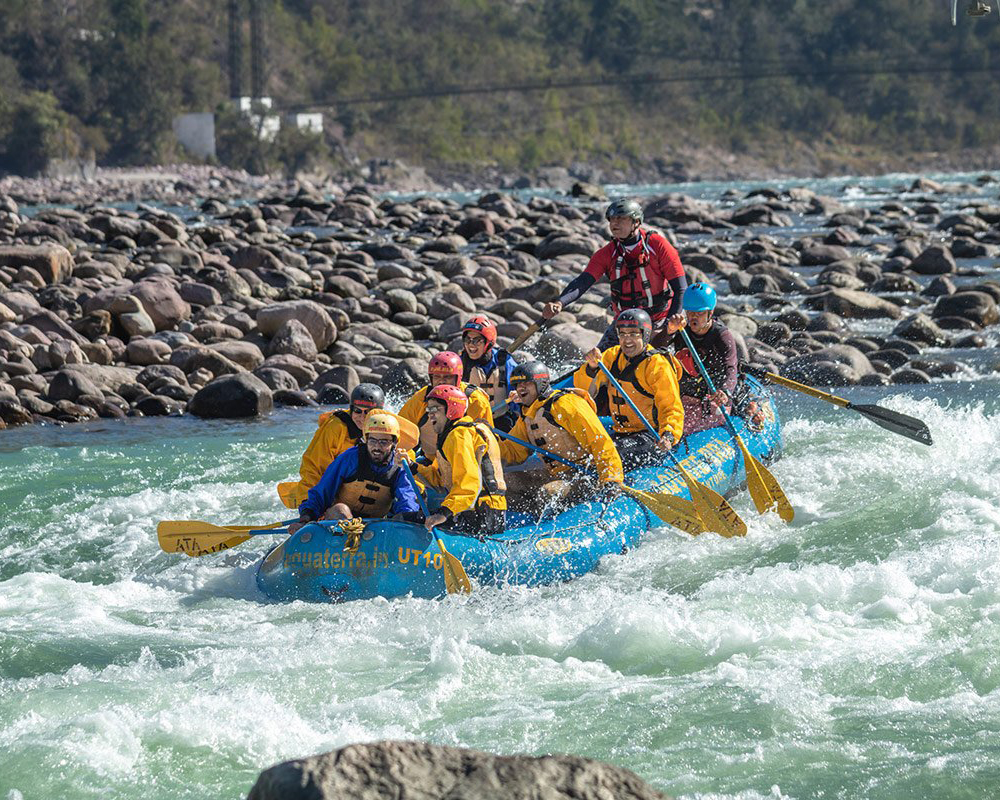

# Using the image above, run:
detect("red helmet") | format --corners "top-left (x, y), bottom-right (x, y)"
top-left (462, 315), bottom-right (497, 347)
top-left (427, 384), bottom-right (469, 421)
top-left (428, 351), bottom-right (463, 382)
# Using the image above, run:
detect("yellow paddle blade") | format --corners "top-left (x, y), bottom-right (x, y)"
top-left (277, 481), bottom-right (303, 509)
top-left (386, 412), bottom-right (420, 451)
top-left (157, 519), bottom-right (285, 557)
top-left (622, 486), bottom-right (706, 536)
top-left (432, 533), bottom-right (472, 594)
top-left (674, 464), bottom-right (748, 538)
top-left (736, 435), bottom-right (794, 523)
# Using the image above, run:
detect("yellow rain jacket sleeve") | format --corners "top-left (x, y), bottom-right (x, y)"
top-left (498, 413), bottom-right (532, 465)
top-left (297, 413), bottom-right (353, 490)
top-left (550, 392), bottom-right (624, 483)
top-left (643, 353), bottom-right (685, 444)
top-left (415, 458), bottom-right (444, 490)
top-left (465, 384), bottom-right (495, 427)
top-left (439, 424), bottom-right (485, 517)
top-left (398, 386), bottom-right (428, 425)
top-left (573, 362), bottom-right (600, 393)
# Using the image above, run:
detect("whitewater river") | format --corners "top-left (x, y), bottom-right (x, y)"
top-left (2, 378), bottom-right (998, 799)
top-left (4, 170), bottom-right (1000, 799)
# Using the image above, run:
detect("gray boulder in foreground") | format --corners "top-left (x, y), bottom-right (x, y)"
top-left (247, 740), bottom-right (669, 800)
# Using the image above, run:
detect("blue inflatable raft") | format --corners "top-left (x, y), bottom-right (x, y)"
top-left (256, 378), bottom-right (783, 603)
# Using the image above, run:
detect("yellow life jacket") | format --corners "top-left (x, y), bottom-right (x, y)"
top-left (417, 384), bottom-right (479, 457)
top-left (525, 389), bottom-right (598, 474)
top-left (606, 348), bottom-right (670, 434)
top-left (437, 420), bottom-right (507, 504)
top-left (333, 446), bottom-right (399, 518)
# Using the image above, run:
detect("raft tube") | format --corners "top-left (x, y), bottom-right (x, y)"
top-left (256, 376), bottom-right (782, 603)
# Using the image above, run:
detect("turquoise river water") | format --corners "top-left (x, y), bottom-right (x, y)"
top-left (3, 171), bottom-right (1000, 799)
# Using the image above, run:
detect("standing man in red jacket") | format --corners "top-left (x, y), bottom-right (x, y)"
top-left (541, 198), bottom-right (687, 350)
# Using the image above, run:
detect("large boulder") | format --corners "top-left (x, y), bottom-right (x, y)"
top-left (803, 288), bottom-right (902, 320)
top-left (782, 344), bottom-right (874, 385)
top-left (931, 291), bottom-right (999, 327)
top-left (0, 244), bottom-right (73, 284)
top-left (130, 278), bottom-right (192, 330)
top-left (187, 373), bottom-right (273, 418)
top-left (892, 313), bottom-right (952, 348)
top-left (247, 741), bottom-right (669, 800)
top-left (268, 318), bottom-right (319, 361)
top-left (256, 300), bottom-right (337, 350)
top-left (909, 244), bottom-right (956, 275)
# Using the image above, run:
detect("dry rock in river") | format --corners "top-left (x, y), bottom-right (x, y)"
top-left (247, 740), bottom-right (669, 800)
top-left (187, 372), bottom-right (273, 418)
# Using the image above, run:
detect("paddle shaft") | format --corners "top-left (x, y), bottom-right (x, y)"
top-left (491, 428), bottom-right (598, 478)
top-left (761, 370), bottom-right (850, 408)
top-left (507, 320), bottom-right (546, 353)
top-left (596, 359), bottom-right (749, 536)
top-left (400, 461), bottom-right (472, 594)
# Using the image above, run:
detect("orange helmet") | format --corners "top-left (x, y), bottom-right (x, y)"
top-left (427, 384), bottom-right (469, 421)
top-left (462, 315), bottom-right (497, 347)
top-left (428, 351), bottom-right (463, 382)
top-left (363, 411), bottom-right (400, 441)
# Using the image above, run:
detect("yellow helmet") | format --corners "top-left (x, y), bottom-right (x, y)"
top-left (363, 411), bottom-right (400, 441)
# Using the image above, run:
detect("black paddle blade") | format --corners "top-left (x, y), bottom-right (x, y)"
top-left (849, 403), bottom-right (933, 446)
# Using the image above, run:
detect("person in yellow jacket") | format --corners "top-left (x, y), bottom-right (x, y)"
top-left (278, 383), bottom-right (385, 508)
top-left (499, 360), bottom-right (624, 508)
top-left (574, 309), bottom-right (684, 471)
top-left (416, 384), bottom-right (506, 536)
top-left (398, 350), bottom-right (494, 458)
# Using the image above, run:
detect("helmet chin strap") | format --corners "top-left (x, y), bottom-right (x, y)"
top-left (616, 221), bottom-right (641, 244)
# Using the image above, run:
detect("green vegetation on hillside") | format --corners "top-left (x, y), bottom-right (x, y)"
top-left (0, 0), bottom-right (997, 176)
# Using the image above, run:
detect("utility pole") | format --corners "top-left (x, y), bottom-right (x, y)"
top-left (228, 0), bottom-right (243, 99)
top-left (249, 0), bottom-right (266, 101)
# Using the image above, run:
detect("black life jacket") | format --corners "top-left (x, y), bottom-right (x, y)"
top-left (334, 408), bottom-right (363, 440)
top-left (676, 322), bottom-right (732, 400)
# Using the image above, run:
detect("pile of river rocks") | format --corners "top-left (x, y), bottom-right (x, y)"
top-left (0, 175), bottom-right (998, 430)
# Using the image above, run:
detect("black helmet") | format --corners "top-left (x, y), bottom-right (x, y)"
top-left (350, 383), bottom-right (385, 411)
top-left (510, 360), bottom-right (551, 396)
top-left (615, 308), bottom-right (653, 345)
top-left (605, 198), bottom-right (643, 223)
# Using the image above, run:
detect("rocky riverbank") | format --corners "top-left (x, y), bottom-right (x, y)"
top-left (0, 170), bottom-right (998, 431)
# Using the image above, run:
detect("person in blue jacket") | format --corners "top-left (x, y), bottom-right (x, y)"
top-left (460, 314), bottom-right (520, 431)
top-left (288, 412), bottom-right (422, 535)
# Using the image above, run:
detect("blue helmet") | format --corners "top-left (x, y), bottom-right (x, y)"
top-left (682, 282), bottom-right (717, 312)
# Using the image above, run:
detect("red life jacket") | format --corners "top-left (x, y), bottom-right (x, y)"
top-left (609, 229), bottom-right (670, 319)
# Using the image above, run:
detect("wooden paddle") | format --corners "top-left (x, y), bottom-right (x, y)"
top-left (743, 366), bottom-right (933, 446)
top-left (400, 461), bottom-right (472, 594)
top-left (596, 360), bottom-right (748, 538)
top-left (492, 427), bottom-right (706, 536)
top-left (506, 319), bottom-right (548, 354)
top-left (680, 329), bottom-right (794, 523)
